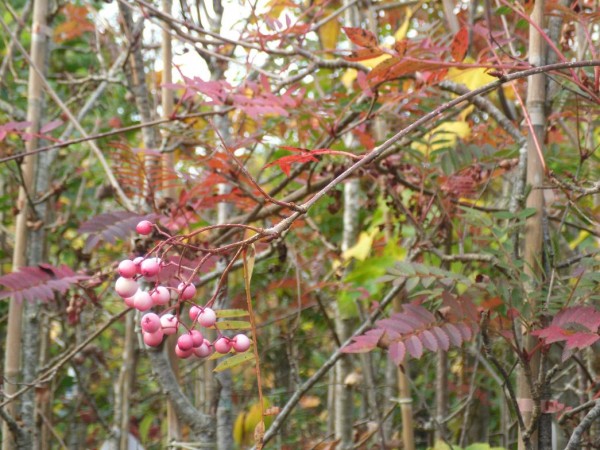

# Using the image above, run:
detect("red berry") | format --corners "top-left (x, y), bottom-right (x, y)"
top-left (232, 334), bottom-right (251, 352)
top-left (198, 307), bottom-right (217, 328)
top-left (132, 256), bottom-right (144, 274)
top-left (133, 290), bottom-right (153, 311)
top-left (177, 334), bottom-right (194, 351)
top-left (143, 330), bottom-right (164, 347)
top-left (175, 345), bottom-right (193, 359)
top-left (214, 337), bottom-right (231, 354)
top-left (118, 259), bottom-right (137, 278)
top-left (150, 286), bottom-right (170, 305)
top-left (160, 314), bottom-right (179, 335)
top-left (136, 220), bottom-right (153, 235)
top-left (141, 313), bottom-right (161, 333)
top-left (178, 282), bottom-right (196, 300)
top-left (115, 277), bottom-right (139, 298)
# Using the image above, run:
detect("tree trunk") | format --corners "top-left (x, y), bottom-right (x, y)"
top-left (334, 177), bottom-right (360, 449)
top-left (518, 1), bottom-right (547, 449)
top-left (1, 0), bottom-right (49, 448)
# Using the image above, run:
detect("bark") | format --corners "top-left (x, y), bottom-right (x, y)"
top-left (518, 1), bottom-right (547, 449)
top-left (1, 0), bottom-right (49, 448)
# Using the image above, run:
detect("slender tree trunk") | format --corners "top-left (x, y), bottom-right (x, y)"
top-left (334, 177), bottom-right (360, 449)
top-left (1, 0), bottom-right (48, 448)
top-left (214, 181), bottom-right (234, 450)
top-left (518, 1), bottom-right (547, 449)
top-left (159, 0), bottom-right (183, 443)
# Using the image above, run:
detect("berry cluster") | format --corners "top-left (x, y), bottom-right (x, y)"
top-left (114, 220), bottom-right (251, 359)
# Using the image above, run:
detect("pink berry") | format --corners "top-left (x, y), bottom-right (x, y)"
top-left (232, 334), bottom-right (251, 353)
top-left (214, 337), bottom-right (231, 354)
top-left (118, 260), bottom-right (137, 278)
top-left (193, 343), bottom-right (212, 358)
top-left (175, 345), bottom-right (193, 359)
top-left (140, 258), bottom-right (161, 278)
top-left (190, 329), bottom-right (204, 347)
top-left (133, 290), bottom-right (153, 311)
top-left (189, 305), bottom-right (201, 321)
top-left (198, 307), bottom-right (217, 328)
top-left (178, 282), bottom-right (196, 300)
top-left (123, 293), bottom-right (136, 308)
top-left (160, 314), bottom-right (179, 335)
top-left (132, 257), bottom-right (144, 274)
top-left (141, 313), bottom-right (161, 333)
top-left (150, 286), bottom-right (170, 305)
top-left (136, 220), bottom-right (153, 235)
top-left (177, 334), bottom-right (194, 351)
top-left (115, 277), bottom-right (139, 298)
top-left (143, 330), bottom-right (164, 347)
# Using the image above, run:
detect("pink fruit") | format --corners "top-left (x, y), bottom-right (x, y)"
top-left (198, 307), bottom-right (217, 328)
top-left (214, 337), bottom-right (231, 354)
top-left (189, 305), bottom-right (201, 321)
top-left (141, 313), bottom-right (161, 333)
top-left (143, 330), bottom-right (164, 347)
top-left (118, 259), bottom-right (137, 278)
top-left (123, 293), bottom-right (136, 308)
top-left (175, 345), bottom-right (193, 359)
top-left (136, 220), bottom-right (153, 235)
top-left (232, 334), bottom-right (251, 352)
top-left (190, 329), bottom-right (204, 347)
top-left (177, 334), bottom-right (194, 351)
top-left (115, 277), bottom-right (139, 298)
top-left (140, 258), bottom-right (161, 278)
top-left (133, 290), bottom-right (153, 311)
top-left (150, 286), bottom-right (170, 305)
top-left (178, 282), bottom-right (196, 300)
top-left (160, 314), bottom-right (179, 335)
top-left (193, 343), bottom-right (212, 358)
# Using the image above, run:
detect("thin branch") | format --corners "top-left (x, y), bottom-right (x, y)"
top-left (564, 400), bottom-right (600, 450)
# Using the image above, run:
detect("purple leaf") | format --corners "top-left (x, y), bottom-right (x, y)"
top-left (388, 341), bottom-right (406, 365)
top-left (405, 335), bottom-right (423, 359)
top-left (419, 329), bottom-right (439, 352)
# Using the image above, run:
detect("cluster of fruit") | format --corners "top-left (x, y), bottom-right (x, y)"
top-left (113, 220), bottom-right (251, 359)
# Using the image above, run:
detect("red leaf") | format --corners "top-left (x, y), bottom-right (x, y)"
top-left (264, 153), bottom-right (318, 176)
top-left (450, 27), bottom-right (469, 62)
top-left (344, 48), bottom-right (385, 62)
top-left (443, 323), bottom-right (463, 347)
top-left (342, 27), bottom-right (379, 48)
top-left (432, 326), bottom-right (450, 351)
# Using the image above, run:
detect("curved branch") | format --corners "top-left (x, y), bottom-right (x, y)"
top-left (564, 400), bottom-right (600, 450)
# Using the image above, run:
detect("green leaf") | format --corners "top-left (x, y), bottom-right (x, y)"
top-left (216, 320), bottom-right (252, 330)
top-left (217, 308), bottom-right (249, 318)
top-left (214, 351), bottom-right (255, 372)
top-left (139, 413), bottom-right (154, 443)
top-left (495, 5), bottom-right (511, 15)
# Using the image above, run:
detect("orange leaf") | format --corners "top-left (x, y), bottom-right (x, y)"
top-left (342, 27), bottom-right (379, 48)
top-left (450, 27), bottom-right (469, 62)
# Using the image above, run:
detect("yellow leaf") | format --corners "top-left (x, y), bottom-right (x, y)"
top-left (569, 230), bottom-right (589, 250)
top-left (318, 15), bottom-right (340, 55)
top-left (233, 399), bottom-right (273, 446)
top-left (342, 230), bottom-right (377, 261)
top-left (411, 120), bottom-right (471, 153)
top-left (393, 6), bottom-right (413, 41)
